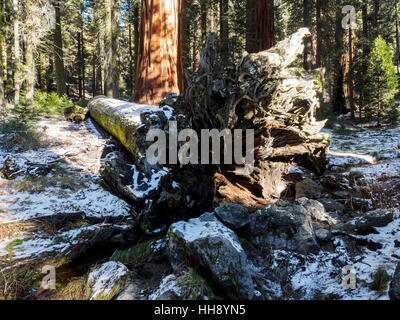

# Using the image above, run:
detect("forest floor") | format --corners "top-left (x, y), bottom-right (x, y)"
top-left (0, 115), bottom-right (399, 300)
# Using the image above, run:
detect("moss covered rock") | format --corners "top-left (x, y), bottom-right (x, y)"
top-left (64, 106), bottom-right (87, 123)
top-left (167, 212), bottom-right (254, 299)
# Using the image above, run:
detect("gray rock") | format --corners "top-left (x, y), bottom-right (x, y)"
top-left (115, 283), bottom-right (141, 300)
top-left (317, 198), bottom-right (345, 214)
top-left (315, 229), bottom-right (332, 241)
top-left (149, 272), bottom-right (214, 300)
top-left (389, 263), bottom-right (400, 300)
top-left (339, 210), bottom-right (394, 234)
top-left (87, 261), bottom-right (130, 300)
top-left (1, 156), bottom-right (55, 180)
top-left (296, 198), bottom-right (325, 222)
top-left (295, 178), bottom-right (324, 199)
top-left (247, 200), bottom-right (319, 254)
top-left (167, 213), bottom-right (255, 300)
top-left (64, 105), bottom-right (87, 123)
top-left (347, 198), bottom-right (371, 211)
top-left (214, 203), bottom-right (250, 229)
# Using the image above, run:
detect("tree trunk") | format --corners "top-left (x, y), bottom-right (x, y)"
top-left (246, 0), bottom-right (274, 53)
top-left (13, 0), bottom-right (21, 105)
top-left (81, 29), bottom-right (85, 99)
top-left (25, 34), bottom-right (35, 107)
top-left (315, 0), bottom-right (322, 68)
top-left (373, 0), bottom-right (380, 38)
top-left (127, 0), bottom-right (134, 95)
top-left (104, 0), bottom-right (120, 98)
top-left (303, 0), bottom-right (313, 70)
top-left (396, 1), bottom-right (400, 74)
top-left (200, 0), bottom-right (208, 46)
top-left (219, 0), bottom-right (229, 64)
top-left (95, 34), bottom-right (103, 96)
top-left (360, 0), bottom-right (369, 120)
top-left (37, 51), bottom-right (47, 92)
top-left (348, 28), bottom-right (355, 119)
top-left (0, 0), bottom-right (4, 106)
top-left (131, 0), bottom-right (184, 105)
top-left (332, 0), bottom-right (347, 114)
top-left (133, 0), bottom-right (140, 72)
top-left (92, 52), bottom-right (96, 97)
top-left (53, 0), bottom-right (67, 96)
top-left (78, 31), bottom-right (82, 99)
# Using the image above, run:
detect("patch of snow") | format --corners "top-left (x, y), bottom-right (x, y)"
top-left (276, 208), bottom-right (400, 300)
top-left (128, 165), bottom-right (170, 198)
top-left (172, 216), bottom-right (244, 253)
top-left (88, 261), bottom-right (129, 300)
top-left (89, 97), bottom-right (175, 126)
top-left (0, 119), bottom-right (130, 223)
top-left (0, 225), bottom-right (100, 260)
top-left (149, 274), bottom-right (183, 300)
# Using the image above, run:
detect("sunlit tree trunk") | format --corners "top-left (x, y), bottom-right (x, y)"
top-left (131, 0), bottom-right (184, 105)
top-left (127, 0), bottom-right (134, 95)
top-left (53, 0), bottom-right (67, 96)
top-left (96, 34), bottom-right (103, 95)
top-left (104, 0), bottom-right (120, 98)
top-left (13, 0), bottom-right (21, 105)
top-left (77, 3), bottom-right (85, 99)
top-left (246, 0), bottom-right (274, 53)
top-left (200, 0), bottom-right (208, 46)
top-left (133, 0), bottom-right (140, 70)
top-left (24, 0), bottom-right (38, 107)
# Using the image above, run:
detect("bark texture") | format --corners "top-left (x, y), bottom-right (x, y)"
top-left (246, 0), bottom-right (274, 53)
top-left (131, 0), bottom-right (184, 105)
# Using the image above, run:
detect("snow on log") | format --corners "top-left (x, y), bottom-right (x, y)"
top-left (88, 96), bottom-right (174, 157)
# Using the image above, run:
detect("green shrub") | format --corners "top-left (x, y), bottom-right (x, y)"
top-left (371, 266), bottom-right (390, 295)
top-left (110, 241), bottom-right (153, 265)
top-left (33, 91), bottom-right (74, 116)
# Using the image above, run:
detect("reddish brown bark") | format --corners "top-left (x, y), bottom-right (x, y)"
top-left (246, 0), bottom-right (274, 53)
top-left (131, 0), bottom-right (184, 105)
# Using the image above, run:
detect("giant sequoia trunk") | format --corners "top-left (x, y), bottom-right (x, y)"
top-left (90, 29), bottom-right (329, 231)
top-left (131, 0), bottom-right (184, 105)
top-left (246, 0), bottom-right (274, 53)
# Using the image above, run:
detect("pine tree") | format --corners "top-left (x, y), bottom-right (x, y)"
top-left (363, 36), bottom-right (399, 126)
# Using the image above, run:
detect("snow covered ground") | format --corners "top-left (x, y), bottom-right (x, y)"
top-left (0, 118), bottom-right (131, 265)
top-left (276, 125), bottom-right (400, 300)
top-left (0, 117), bottom-right (399, 300)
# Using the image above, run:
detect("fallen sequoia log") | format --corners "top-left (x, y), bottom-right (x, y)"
top-left (88, 28), bottom-right (330, 233)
